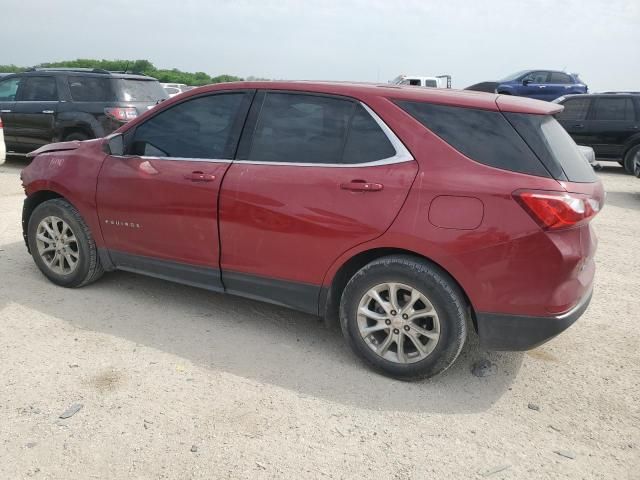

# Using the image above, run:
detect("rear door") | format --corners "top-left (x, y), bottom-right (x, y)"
top-left (587, 96), bottom-right (637, 157)
top-left (218, 91), bottom-right (418, 313)
top-left (547, 72), bottom-right (575, 100)
top-left (96, 91), bottom-right (253, 290)
top-left (12, 75), bottom-right (60, 151)
top-left (555, 96), bottom-right (593, 145)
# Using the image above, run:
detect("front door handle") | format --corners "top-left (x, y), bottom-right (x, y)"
top-left (41, 110), bottom-right (55, 114)
top-left (340, 180), bottom-right (384, 192)
top-left (0, 109), bottom-right (11, 113)
top-left (573, 124), bottom-right (585, 128)
top-left (185, 171), bottom-right (216, 182)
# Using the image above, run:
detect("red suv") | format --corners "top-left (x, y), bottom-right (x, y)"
top-left (20, 82), bottom-right (604, 379)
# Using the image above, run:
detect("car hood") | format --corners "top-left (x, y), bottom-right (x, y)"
top-left (26, 140), bottom-right (85, 158)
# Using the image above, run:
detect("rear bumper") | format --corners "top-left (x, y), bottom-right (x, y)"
top-left (476, 288), bottom-right (593, 351)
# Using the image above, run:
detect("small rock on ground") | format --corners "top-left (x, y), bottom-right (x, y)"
top-left (554, 449), bottom-right (576, 459)
top-left (528, 403), bottom-right (540, 411)
top-left (471, 359), bottom-right (497, 377)
top-left (59, 403), bottom-right (83, 419)
top-left (480, 464), bottom-right (511, 477)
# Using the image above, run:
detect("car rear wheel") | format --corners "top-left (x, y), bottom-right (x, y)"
top-left (623, 145), bottom-right (640, 174)
top-left (28, 199), bottom-right (103, 287)
top-left (339, 255), bottom-right (468, 380)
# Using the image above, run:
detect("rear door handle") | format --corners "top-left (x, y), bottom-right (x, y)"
top-left (340, 180), bottom-right (384, 192)
top-left (573, 124), bottom-right (585, 128)
top-left (0, 109), bottom-right (11, 113)
top-left (42, 110), bottom-right (54, 114)
top-left (185, 171), bottom-right (216, 182)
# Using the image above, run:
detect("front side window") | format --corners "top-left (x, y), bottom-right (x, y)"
top-left (556, 98), bottom-right (591, 121)
top-left (20, 76), bottom-right (58, 101)
top-left (549, 72), bottom-right (572, 84)
top-left (592, 98), bottom-right (635, 121)
top-left (248, 92), bottom-right (396, 165)
top-left (0, 77), bottom-right (21, 101)
top-left (523, 71), bottom-right (549, 84)
top-left (130, 93), bottom-right (248, 159)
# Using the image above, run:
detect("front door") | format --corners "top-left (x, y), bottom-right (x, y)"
top-left (218, 91), bottom-right (418, 313)
top-left (520, 71), bottom-right (550, 100)
top-left (555, 96), bottom-right (593, 146)
top-left (13, 75), bottom-right (59, 151)
top-left (96, 91), bottom-right (253, 290)
top-left (0, 75), bottom-right (22, 147)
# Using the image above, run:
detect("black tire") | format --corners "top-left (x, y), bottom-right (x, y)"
top-left (339, 255), bottom-right (468, 380)
top-left (63, 131), bottom-right (90, 142)
top-left (27, 199), bottom-right (104, 287)
top-left (623, 145), bottom-right (640, 174)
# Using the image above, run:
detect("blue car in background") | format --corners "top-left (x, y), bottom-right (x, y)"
top-left (495, 70), bottom-right (588, 101)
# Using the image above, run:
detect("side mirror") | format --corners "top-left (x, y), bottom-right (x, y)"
top-left (106, 134), bottom-right (124, 156)
top-left (522, 79), bottom-right (533, 86)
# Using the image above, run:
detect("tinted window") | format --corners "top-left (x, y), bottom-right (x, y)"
top-left (424, 79), bottom-right (438, 87)
top-left (556, 98), bottom-right (591, 121)
top-left (592, 98), bottom-right (635, 121)
top-left (0, 77), bottom-right (20, 101)
top-left (505, 113), bottom-right (597, 183)
top-left (117, 79), bottom-right (168, 102)
top-left (408, 79), bottom-right (421, 86)
top-left (20, 76), bottom-right (58, 101)
top-left (523, 71), bottom-right (549, 84)
top-left (68, 76), bottom-right (117, 102)
top-left (343, 105), bottom-right (396, 164)
top-left (549, 72), bottom-right (572, 84)
top-left (249, 93), bottom-right (354, 164)
top-left (131, 93), bottom-right (248, 159)
top-left (396, 101), bottom-right (550, 177)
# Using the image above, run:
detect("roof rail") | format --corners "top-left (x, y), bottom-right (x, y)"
top-left (26, 67), bottom-right (111, 74)
top-left (600, 91), bottom-right (640, 95)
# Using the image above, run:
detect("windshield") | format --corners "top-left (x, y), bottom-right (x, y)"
top-left (499, 70), bottom-right (528, 82)
top-left (116, 79), bottom-right (168, 103)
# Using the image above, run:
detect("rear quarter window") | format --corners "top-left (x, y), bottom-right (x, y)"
top-left (395, 101), bottom-right (550, 178)
top-left (117, 79), bottom-right (168, 102)
top-left (68, 76), bottom-right (117, 102)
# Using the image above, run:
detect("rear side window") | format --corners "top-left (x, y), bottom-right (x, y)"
top-left (68, 76), bottom-right (116, 102)
top-left (505, 113), bottom-right (597, 183)
top-left (248, 93), bottom-right (396, 165)
top-left (343, 105), bottom-right (396, 164)
top-left (395, 101), bottom-right (550, 177)
top-left (20, 76), bottom-right (58, 101)
top-left (556, 98), bottom-right (591, 121)
top-left (117, 79), bottom-right (168, 102)
top-left (550, 72), bottom-right (573, 84)
top-left (131, 93), bottom-right (249, 159)
top-left (523, 71), bottom-right (549, 84)
top-left (592, 98), bottom-right (635, 121)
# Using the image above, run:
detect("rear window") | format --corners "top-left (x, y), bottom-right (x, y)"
top-left (592, 98), bottom-right (635, 121)
top-left (395, 101), bottom-right (550, 178)
top-left (68, 76), bottom-right (117, 102)
top-left (116, 79), bottom-right (168, 102)
top-left (505, 113), bottom-right (597, 183)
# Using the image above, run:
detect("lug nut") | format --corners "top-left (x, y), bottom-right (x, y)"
top-left (393, 328), bottom-right (399, 334)
top-left (390, 310), bottom-right (397, 316)
top-left (402, 314), bottom-right (408, 320)
top-left (404, 325), bottom-right (410, 331)
top-left (385, 319), bottom-right (391, 325)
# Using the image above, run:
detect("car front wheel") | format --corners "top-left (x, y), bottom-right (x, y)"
top-left (623, 145), bottom-right (640, 175)
top-left (27, 199), bottom-right (103, 287)
top-left (339, 255), bottom-right (468, 380)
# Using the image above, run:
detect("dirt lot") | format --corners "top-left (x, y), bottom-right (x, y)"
top-left (0, 157), bottom-right (638, 480)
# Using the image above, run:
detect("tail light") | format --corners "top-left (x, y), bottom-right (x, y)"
top-left (514, 190), bottom-right (601, 230)
top-left (104, 107), bottom-right (138, 122)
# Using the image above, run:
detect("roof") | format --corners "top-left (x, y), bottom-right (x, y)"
top-left (180, 80), bottom-right (562, 115)
top-left (14, 68), bottom-right (155, 81)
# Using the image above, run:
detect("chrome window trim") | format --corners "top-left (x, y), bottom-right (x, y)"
top-left (236, 101), bottom-right (414, 168)
top-left (114, 101), bottom-right (414, 168)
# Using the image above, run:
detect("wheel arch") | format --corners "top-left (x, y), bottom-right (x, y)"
top-left (320, 247), bottom-right (476, 330)
top-left (22, 190), bottom-right (67, 251)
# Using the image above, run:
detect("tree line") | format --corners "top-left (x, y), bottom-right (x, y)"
top-left (0, 59), bottom-right (246, 86)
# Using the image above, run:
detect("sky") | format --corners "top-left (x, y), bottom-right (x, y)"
top-left (1, 0), bottom-right (638, 92)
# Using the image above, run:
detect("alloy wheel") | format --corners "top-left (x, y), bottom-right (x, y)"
top-left (356, 282), bottom-right (440, 364)
top-left (35, 216), bottom-right (80, 275)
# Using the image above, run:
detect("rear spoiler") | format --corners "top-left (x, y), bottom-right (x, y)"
top-left (495, 95), bottom-right (564, 115)
top-left (26, 140), bottom-right (82, 158)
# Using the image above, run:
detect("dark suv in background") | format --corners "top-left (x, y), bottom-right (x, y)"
top-left (554, 93), bottom-right (640, 173)
top-left (0, 68), bottom-right (167, 154)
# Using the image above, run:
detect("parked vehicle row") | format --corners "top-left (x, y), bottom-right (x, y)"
top-left (0, 68), bottom-right (167, 154)
top-left (21, 81), bottom-right (603, 379)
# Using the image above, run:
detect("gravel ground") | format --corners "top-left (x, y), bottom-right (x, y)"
top-left (0, 157), bottom-right (638, 479)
